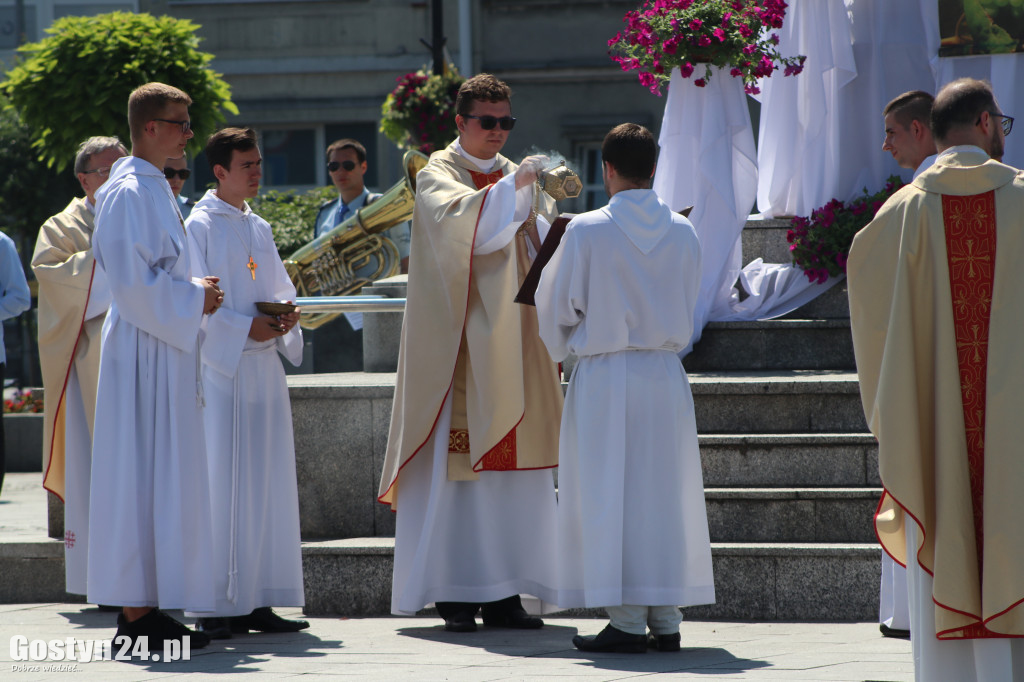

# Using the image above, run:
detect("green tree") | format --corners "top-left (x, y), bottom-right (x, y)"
top-left (2, 11), bottom-right (237, 173)
top-left (251, 186), bottom-right (336, 259)
top-left (0, 90), bottom-right (79, 256)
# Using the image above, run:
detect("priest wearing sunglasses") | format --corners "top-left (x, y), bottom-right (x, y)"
top-left (379, 73), bottom-right (563, 633)
top-left (164, 153), bottom-right (195, 219)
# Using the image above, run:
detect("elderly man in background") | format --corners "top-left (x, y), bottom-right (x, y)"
top-left (32, 135), bottom-right (126, 598)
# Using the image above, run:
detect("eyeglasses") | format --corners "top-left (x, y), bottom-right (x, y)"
top-left (978, 112), bottom-right (1014, 136)
top-left (82, 166), bottom-right (112, 178)
top-left (164, 168), bottom-right (191, 180)
top-left (327, 160), bottom-right (357, 173)
top-left (153, 118), bottom-right (192, 134)
top-left (463, 114), bottom-right (516, 131)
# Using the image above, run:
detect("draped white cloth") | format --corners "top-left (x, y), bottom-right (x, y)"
top-left (87, 156), bottom-right (215, 611)
top-left (535, 190), bottom-right (715, 610)
top-left (185, 190), bottom-right (305, 616)
top-left (654, 65), bottom-right (835, 351)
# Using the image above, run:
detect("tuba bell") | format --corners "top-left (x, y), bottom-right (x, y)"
top-left (284, 150), bottom-right (429, 329)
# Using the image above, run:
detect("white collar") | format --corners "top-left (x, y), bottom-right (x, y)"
top-left (455, 139), bottom-right (498, 172)
top-left (937, 144), bottom-right (988, 160)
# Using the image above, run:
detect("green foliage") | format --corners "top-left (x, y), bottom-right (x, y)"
top-left (0, 90), bottom-right (79, 251)
top-left (251, 186), bottom-right (336, 258)
top-left (380, 65), bottom-right (464, 154)
top-left (2, 12), bottom-right (238, 173)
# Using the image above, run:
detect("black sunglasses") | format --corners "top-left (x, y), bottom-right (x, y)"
top-left (164, 168), bottom-right (191, 180)
top-left (464, 114), bottom-right (516, 131)
top-left (327, 160), bottom-right (357, 172)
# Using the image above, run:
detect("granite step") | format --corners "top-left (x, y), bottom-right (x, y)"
top-left (684, 319), bottom-right (855, 372)
top-left (705, 488), bottom-right (880, 543)
top-left (0, 536), bottom-right (879, 622)
top-left (699, 433), bottom-right (878, 487)
top-left (690, 371), bottom-right (867, 434)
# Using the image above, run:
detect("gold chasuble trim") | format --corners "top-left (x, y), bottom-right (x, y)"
top-left (939, 191), bottom-right (998, 640)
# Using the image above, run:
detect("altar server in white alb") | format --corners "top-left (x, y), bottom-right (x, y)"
top-left (185, 127), bottom-right (308, 640)
top-left (536, 123), bottom-right (715, 653)
top-left (87, 82), bottom-right (224, 650)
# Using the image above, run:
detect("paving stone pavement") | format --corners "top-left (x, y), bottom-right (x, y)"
top-left (0, 602), bottom-right (913, 681)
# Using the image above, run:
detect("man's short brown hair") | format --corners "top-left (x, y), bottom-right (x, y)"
top-left (455, 74), bottom-right (512, 117)
top-left (127, 82), bottom-right (191, 141)
top-left (325, 138), bottom-right (367, 164)
top-left (884, 90), bottom-right (934, 130)
top-left (931, 78), bottom-right (998, 143)
top-left (602, 123), bottom-right (657, 186)
top-left (205, 127), bottom-right (258, 177)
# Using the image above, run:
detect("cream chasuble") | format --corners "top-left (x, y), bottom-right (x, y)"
top-left (378, 143), bottom-right (562, 508)
top-left (33, 198), bottom-right (106, 501)
top-left (849, 150), bottom-right (1024, 638)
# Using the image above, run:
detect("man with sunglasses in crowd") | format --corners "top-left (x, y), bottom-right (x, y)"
top-left (311, 138), bottom-right (411, 371)
top-left (33, 136), bottom-right (127, 603)
top-left (849, 77), bottom-right (1024, 681)
top-left (165, 153), bottom-right (195, 219)
top-left (379, 73), bottom-right (564, 633)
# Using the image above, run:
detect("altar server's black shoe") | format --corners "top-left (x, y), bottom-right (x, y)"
top-left (648, 631), bottom-right (681, 652)
top-left (195, 617), bottom-right (232, 640)
top-left (230, 607), bottom-right (309, 634)
top-left (443, 613), bottom-right (478, 632)
top-left (573, 624), bottom-right (647, 653)
top-left (481, 595), bottom-right (543, 629)
top-left (116, 610), bottom-right (211, 651)
top-left (880, 624), bottom-right (910, 640)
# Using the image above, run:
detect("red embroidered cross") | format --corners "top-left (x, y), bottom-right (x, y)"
top-left (64, 531), bottom-right (75, 549)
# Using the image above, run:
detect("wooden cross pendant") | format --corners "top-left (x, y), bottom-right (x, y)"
top-left (247, 256), bottom-right (257, 280)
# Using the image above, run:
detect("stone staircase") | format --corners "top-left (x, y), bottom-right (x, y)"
top-left (8, 219), bottom-right (882, 621)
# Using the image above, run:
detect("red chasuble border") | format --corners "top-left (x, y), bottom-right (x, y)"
top-left (42, 260), bottom-right (98, 502)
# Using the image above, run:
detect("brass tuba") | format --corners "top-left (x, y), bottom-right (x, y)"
top-left (284, 150), bottom-right (429, 329)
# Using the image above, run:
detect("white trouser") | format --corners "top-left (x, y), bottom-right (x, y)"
top-left (606, 604), bottom-right (682, 636)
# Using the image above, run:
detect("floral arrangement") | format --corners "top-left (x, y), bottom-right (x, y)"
top-left (379, 65), bottom-right (465, 155)
top-left (607, 0), bottom-right (806, 96)
top-left (4, 388), bottom-right (43, 413)
top-left (787, 176), bottom-right (904, 284)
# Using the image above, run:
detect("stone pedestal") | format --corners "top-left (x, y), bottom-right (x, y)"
top-left (362, 275), bottom-right (406, 373)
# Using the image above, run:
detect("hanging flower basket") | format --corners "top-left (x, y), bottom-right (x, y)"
top-left (787, 176), bottom-right (905, 284)
top-left (608, 0), bottom-right (806, 96)
top-left (379, 64), bottom-right (466, 155)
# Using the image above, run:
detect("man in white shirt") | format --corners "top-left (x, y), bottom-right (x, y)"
top-left (33, 135), bottom-right (126, 598)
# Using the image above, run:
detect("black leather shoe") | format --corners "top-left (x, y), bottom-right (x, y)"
top-left (196, 617), bottom-right (232, 640)
top-left (880, 624), bottom-right (910, 640)
top-left (443, 613), bottom-right (478, 632)
top-left (231, 607), bottom-right (309, 634)
top-left (481, 596), bottom-right (543, 629)
top-left (648, 632), bottom-right (681, 652)
top-left (116, 610), bottom-right (211, 651)
top-left (573, 624), bottom-right (647, 653)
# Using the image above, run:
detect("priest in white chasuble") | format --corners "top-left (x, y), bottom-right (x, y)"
top-left (849, 77), bottom-right (1024, 681)
top-left (33, 135), bottom-right (126, 597)
top-left (378, 73), bottom-right (564, 632)
top-left (536, 123), bottom-right (714, 654)
top-left (87, 83), bottom-right (225, 651)
top-left (185, 127), bottom-right (308, 639)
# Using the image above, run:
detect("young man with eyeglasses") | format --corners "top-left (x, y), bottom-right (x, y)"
top-left (164, 153), bottom-right (195, 219)
top-left (849, 77), bottom-right (1024, 681)
top-left (379, 73), bottom-right (564, 633)
top-left (86, 82), bottom-right (224, 652)
top-left (32, 135), bottom-right (127, 604)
